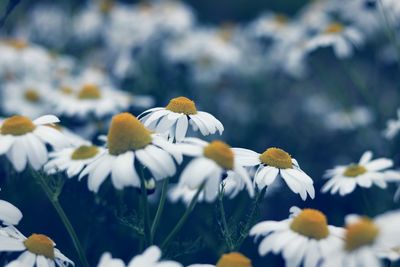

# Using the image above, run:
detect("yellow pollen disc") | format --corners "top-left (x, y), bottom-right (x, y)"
top-left (216, 252), bottom-right (252, 267)
top-left (344, 164), bottom-right (367, 177)
top-left (1, 115), bottom-right (36, 136)
top-left (203, 141), bottom-right (234, 170)
top-left (71, 145), bottom-right (99, 160)
top-left (325, 23), bottom-right (344, 34)
top-left (290, 209), bottom-right (329, 240)
top-left (24, 89), bottom-right (41, 103)
top-left (5, 39), bottom-right (28, 49)
top-left (24, 234), bottom-right (55, 259)
top-left (165, 96), bottom-right (197, 115)
top-left (345, 218), bottom-right (379, 251)
top-left (108, 113), bottom-right (152, 155)
top-left (77, 84), bottom-right (102, 99)
top-left (275, 14), bottom-right (288, 25)
top-left (99, 0), bottom-right (114, 13)
top-left (259, 147), bottom-right (293, 169)
top-left (60, 86), bottom-right (74, 95)
top-left (218, 23), bottom-right (235, 42)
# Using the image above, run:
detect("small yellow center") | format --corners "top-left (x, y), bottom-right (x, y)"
top-left (345, 218), bottom-right (379, 251)
top-left (344, 164), bottom-right (367, 177)
top-left (218, 23), bottom-right (235, 42)
top-left (325, 23), bottom-right (344, 34)
top-left (60, 86), bottom-right (74, 95)
top-left (5, 39), bottom-right (28, 49)
top-left (259, 147), bottom-right (293, 169)
top-left (108, 113), bottom-right (152, 155)
top-left (203, 141), bottom-right (234, 170)
top-left (24, 89), bottom-right (41, 103)
top-left (71, 145), bottom-right (99, 160)
top-left (1, 115), bottom-right (36, 136)
top-left (275, 14), bottom-right (288, 25)
top-left (99, 0), bottom-right (114, 13)
top-left (216, 252), bottom-right (252, 267)
top-left (290, 209), bottom-right (329, 240)
top-left (165, 96), bottom-right (197, 115)
top-left (24, 234), bottom-right (55, 259)
top-left (77, 84), bottom-right (102, 99)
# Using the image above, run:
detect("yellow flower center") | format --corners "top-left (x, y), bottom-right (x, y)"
top-left (344, 164), bottom-right (367, 177)
top-left (77, 84), bottom-right (101, 99)
top-left (5, 39), bottom-right (28, 49)
top-left (99, 0), bottom-right (114, 13)
top-left (290, 209), bottom-right (330, 240)
top-left (108, 113), bottom-right (152, 155)
top-left (165, 96), bottom-right (197, 115)
top-left (24, 89), bottom-right (41, 103)
top-left (216, 252), bottom-right (252, 267)
top-left (60, 86), bottom-right (74, 95)
top-left (274, 14), bottom-right (288, 25)
top-left (203, 141), bottom-right (234, 170)
top-left (345, 218), bottom-right (379, 251)
top-left (71, 145), bottom-right (99, 160)
top-left (24, 234), bottom-right (55, 259)
top-left (218, 23), bottom-right (235, 42)
top-left (325, 23), bottom-right (344, 34)
top-left (1, 115), bottom-right (36, 136)
top-left (259, 147), bottom-right (293, 169)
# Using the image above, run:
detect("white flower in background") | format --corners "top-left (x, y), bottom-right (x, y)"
top-left (248, 12), bottom-right (291, 40)
top-left (383, 170), bottom-right (400, 201)
top-left (1, 80), bottom-right (52, 118)
top-left (80, 113), bottom-right (182, 192)
top-left (0, 227), bottom-right (73, 267)
top-left (0, 115), bottom-right (68, 172)
top-left (306, 22), bottom-right (364, 58)
top-left (168, 183), bottom-right (205, 206)
top-left (0, 199), bottom-right (22, 226)
top-left (250, 207), bottom-right (344, 267)
top-left (384, 109), bottom-right (400, 139)
top-left (139, 96), bottom-right (223, 142)
top-left (153, 1), bottom-right (194, 35)
top-left (233, 147), bottom-right (315, 200)
top-left (188, 252), bottom-right (252, 267)
top-left (324, 106), bottom-right (374, 131)
top-left (97, 246), bottom-right (182, 267)
top-left (323, 211), bottom-right (400, 267)
top-left (322, 151), bottom-right (393, 196)
top-left (177, 138), bottom-right (254, 202)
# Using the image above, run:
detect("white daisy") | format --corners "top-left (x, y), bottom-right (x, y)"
top-left (0, 115), bottom-right (68, 172)
top-left (177, 138), bottom-right (254, 202)
top-left (79, 113), bottom-right (182, 193)
top-left (323, 211), bottom-right (400, 267)
top-left (383, 109), bottom-right (400, 139)
top-left (97, 246), bottom-right (182, 267)
top-left (0, 199), bottom-right (22, 226)
top-left (250, 207), bottom-right (344, 267)
top-left (0, 227), bottom-right (73, 267)
top-left (139, 96), bottom-right (223, 142)
top-left (322, 151), bottom-right (393, 196)
top-left (233, 147), bottom-right (315, 200)
top-left (187, 252), bottom-right (252, 267)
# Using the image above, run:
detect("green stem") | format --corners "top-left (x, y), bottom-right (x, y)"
top-left (161, 184), bottom-right (204, 250)
top-left (34, 173), bottom-right (89, 267)
top-left (378, 0), bottom-right (400, 66)
top-left (139, 170), bottom-right (151, 247)
top-left (150, 177), bottom-right (169, 243)
top-left (218, 191), bottom-right (234, 252)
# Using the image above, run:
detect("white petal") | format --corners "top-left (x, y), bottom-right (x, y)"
top-left (0, 135), bottom-right (15, 154)
top-left (359, 151), bottom-right (373, 165)
top-left (0, 200), bottom-right (23, 225)
top-left (33, 115), bottom-right (60, 125)
top-left (175, 115), bottom-right (188, 142)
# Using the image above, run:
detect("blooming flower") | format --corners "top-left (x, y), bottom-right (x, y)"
top-left (139, 96), bottom-right (223, 142)
top-left (80, 113), bottom-right (182, 192)
top-left (177, 138), bottom-right (254, 202)
top-left (0, 115), bottom-right (68, 172)
top-left (233, 147), bottom-right (314, 200)
top-left (0, 227), bottom-right (73, 266)
top-left (187, 252), bottom-right (252, 267)
top-left (322, 151), bottom-right (393, 196)
top-left (322, 211), bottom-right (400, 267)
top-left (383, 109), bottom-right (400, 139)
top-left (250, 207), bottom-right (344, 267)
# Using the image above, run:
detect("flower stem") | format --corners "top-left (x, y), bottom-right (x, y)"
top-left (218, 190), bottom-right (234, 252)
top-left (139, 169), bottom-right (152, 247)
top-left (33, 172), bottom-right (90, 267)
top-left (161, 184), bottom-right (204, 250)
top-left (150, 177), bottom-right (169, 243)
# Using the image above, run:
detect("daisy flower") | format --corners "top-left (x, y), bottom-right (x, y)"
top-left (0, 227), bottom-right (73, 267)
top-left (383, 109), bottom-right (400, 139)
top-left (80, 113), bottom-right (182, 193)
top-left (187, 252), bottom-right (252, 267)
top-left (233, 147), bottom-right (315, 200)
top-left (0, 199), bottom-right (22, 226)
top-left (139, 96), bottom-right (223, 142)
top-left (250, 207), bottom-right (344, 267)
top-left (97, 246), bottom-right (182, 267)
top-left (177, 138), bottom-right (254, 202)
top-left (322, 211), bottom-right (400, 267)
top-left (0, 115), bottom-right (68, 172)
top-left (322, 151), bottom-right (393, 196)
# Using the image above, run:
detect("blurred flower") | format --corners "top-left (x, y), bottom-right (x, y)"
top-left (187, 252), bottom-right (252, 267)
top-left (0, 227), bottom-right (73, 266)
top-left (322, 211), bottom-right (400, 266)
top-left (250, 207), bottom-right (343, 267)
top-left (324, 106), bottom-right (374, 131)
top-left (80, 113), bottom-right (182, 192)
top-left (0, 199), bottom-right (22, 226)
top-left (177, 138), bottom-right (253, 202)
top-left (0, 115), bottom-right (68, 172)
top-left (383, 109), bottom-right (400, 139)
top-left (139, 96), bottom-right (223, 142)
top-left (322, 151), bottom-right (393, 196)
top-left (233, 147), bottom-right (315, 200)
